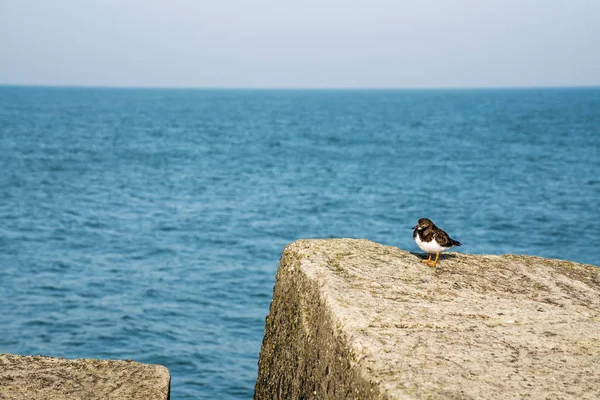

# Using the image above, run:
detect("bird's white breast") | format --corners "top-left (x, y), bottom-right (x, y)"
top-left (414, 233), bottom-right (450, 253)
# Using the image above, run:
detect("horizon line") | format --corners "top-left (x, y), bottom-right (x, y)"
top-left (1, 83), bottom-right (599, 91)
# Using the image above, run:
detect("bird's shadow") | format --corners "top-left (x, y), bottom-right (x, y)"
top-left (409, 252), bottom-right (458, 261)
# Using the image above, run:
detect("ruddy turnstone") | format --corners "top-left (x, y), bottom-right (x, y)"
top-left (413, 218), bottom-right (461, 267)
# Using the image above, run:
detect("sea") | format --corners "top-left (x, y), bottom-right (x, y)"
top-left (0, 86), bottom-right (599, 399)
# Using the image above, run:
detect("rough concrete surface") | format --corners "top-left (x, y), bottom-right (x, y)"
top-left (254, 239), bottom-right (600, 400)
top-left (0, 354), bottom-right (170, 400)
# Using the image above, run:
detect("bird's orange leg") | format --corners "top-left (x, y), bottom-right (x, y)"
top-left (428, 253), bottom-right (440, 267)
top-left (421, 253), bottom-right (432, 264)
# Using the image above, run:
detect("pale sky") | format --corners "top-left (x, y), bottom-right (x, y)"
top-left (0, 0), bottom-right (599, 88)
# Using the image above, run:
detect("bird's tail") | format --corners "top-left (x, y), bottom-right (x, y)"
top-left (451, 239), bottom-right (462, 247)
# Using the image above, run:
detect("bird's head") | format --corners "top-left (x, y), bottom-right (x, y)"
top-left (413, 218), bottom-right (433, 231)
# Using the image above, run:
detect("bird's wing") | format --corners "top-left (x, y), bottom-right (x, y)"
top-left (434, 230), bottom-right (452, 247)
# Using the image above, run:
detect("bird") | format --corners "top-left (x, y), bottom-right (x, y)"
top-left (413, 218), bottom-right (461, 267)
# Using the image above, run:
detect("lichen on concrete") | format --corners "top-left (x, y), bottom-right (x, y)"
top-left (254, 238), bottom-right (600, 399)
top-left (0, 354), bottom-right (170, 400)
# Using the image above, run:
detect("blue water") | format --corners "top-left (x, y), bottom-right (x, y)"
top-left (1, 86), bottom-right (599, 399)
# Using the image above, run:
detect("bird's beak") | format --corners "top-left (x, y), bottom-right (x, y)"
top-left (412, 225), bottom-right (417, 229)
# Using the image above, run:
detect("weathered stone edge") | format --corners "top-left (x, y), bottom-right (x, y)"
top-left (0, 354), bottom-right (171, 400)
top-left (254, 242), bottom-right (392, 400)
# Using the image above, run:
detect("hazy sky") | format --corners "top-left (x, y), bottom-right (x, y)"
top-left (1, 0), bottom-right (599, 88)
